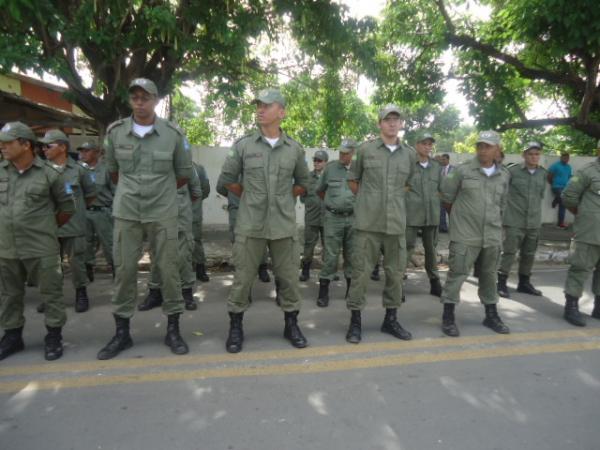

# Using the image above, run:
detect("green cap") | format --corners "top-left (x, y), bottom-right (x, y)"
top-left (253, 88), bottom-right (286, 107)
top-left (39, 129), bottom-right (69, 144)
top-left (77, 141), bottom-right (100, 151)
top-left (0, 121), bottom-right (36, 142)
top-left (338, 138), bottom-right (358, 153)
top-left (416, 132), bottom-right (435, 144)
top-left (313, 150), bottom-right (329, 161)
top-left (476, 130), bottom-right (501, 146)
top-left (524, 141), bottom-right (542, 152)
top-left (378, 104), bottom-right (403, 120)
top-left (129, 78), bottom-right (159, 96)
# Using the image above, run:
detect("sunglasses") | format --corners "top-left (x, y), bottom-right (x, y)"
top-left (42, 143), bottom-right (60, 149)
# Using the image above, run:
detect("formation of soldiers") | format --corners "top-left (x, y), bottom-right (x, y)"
top-left (0, 79), bottom-right (599, 362)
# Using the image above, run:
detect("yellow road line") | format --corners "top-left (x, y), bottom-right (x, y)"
top-left (1, 327), bottom-right (599, 378)
top-left (0, 340), bottom-right (598, 394)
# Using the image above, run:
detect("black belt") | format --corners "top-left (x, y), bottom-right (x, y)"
top-left (326, 206), bottom-right (353, 216)
top-left (87, 206), bottom-right (110, 211)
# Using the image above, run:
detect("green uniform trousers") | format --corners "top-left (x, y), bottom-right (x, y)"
top-left (0, 255), bottom-right (66, 329)
top-left (499, 226), bottom-right (539, 277)
top-left (228, 236), bottom-right (300, 313)
top-left (442, 243), bottom-right (500, 305)
top-left (85, 209), bottom-right (114, 266)
top-left (60, 236), bottom-right (89, 289)
top-left (113, 217), bottom-right (183, 318)
top-left (301, 225), bottom-right (324, 264)
top-left (347, 230), bottom-right (406, 310)
top-left (320, 212), bottom-right (353, 280)
top-left (192, 220), bottom-right (206, 265)
top-left (564, 241), bottom-right (600, 298)
top-left (230, 210), bottom-right (268, 265)
top-left (149, 229), bottom-right (195, 291)
top-left (406, 225), bottom-right (440, 280)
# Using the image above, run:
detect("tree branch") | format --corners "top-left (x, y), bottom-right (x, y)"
top-left (497, 117), bottom-right (576, 131)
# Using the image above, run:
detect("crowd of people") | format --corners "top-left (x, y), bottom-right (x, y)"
top-left (0, 78), bottom-right (599, 363)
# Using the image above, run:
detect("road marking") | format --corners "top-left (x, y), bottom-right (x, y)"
top-left (0, 340), bottom-right (598, 394)
top-left (0, 328), bottom-right (599, 378)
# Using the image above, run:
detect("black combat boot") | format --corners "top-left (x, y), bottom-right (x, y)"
top-left (430, 278), bottom-right (442, 297)
top-left (36, 303), bottom-right (46, 313)
top-left (97, 315), bottom-right (133, 360)
top-left (371, 264), bottom-right (381, 281)
top-left (0, 327), bottom-right (25, 360)
top-left (226, 312), bottom-right (244, 353)
top-left (441, 303), bottom-right (459, 337)
top-left (75, 286), bottom-right (90, 313)
top-left (516, 274), bottom-right (542, 296)
top-left (283, 311), bottom-right (307, 348)
top-left (564, 294), bottom-right (586, 327)
top-left (275, 279), bottom-right (281, 306)
top-left (592, 296), bottom-right (600, 320)
top-left (380, 308), bottom-right (412, 340)
top-left (165, 314), bottom-right (189, 355)
top-left (138, 288), bottom-right (163, 311)
top-left (317, 278), bottom-right (330, 307)
top-left (182, 288), bottom-right (197, 311)
top-left (196, 263), bottom-right (210, 282)
top-left (497, 273), bottom-right (510, 298)
top-left (258, 264), bottom-right (271, 283)
top-left (345, 277), bottom-right (352, 299)
top-left (299, 261), bottom-right (311, 282)
top-left (482, 304), bottom-right (510, 334)
top-left (346, 310), bottom-right (362, 344)
top-left (85, 263), bottom-right (94, 283)
top-left (44, 326), bottom-right (63, 361)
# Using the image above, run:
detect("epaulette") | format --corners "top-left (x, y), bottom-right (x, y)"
top-left (106, 118), bottom-right (125, 133)
top-left (233, 132), bottom-right (255, 146)
top-left (45, 160), bottom-right (65, 174)
top-left (284, 133), bottom-right (302, 147)
top-left (166, 120), bottom-right (185, 136)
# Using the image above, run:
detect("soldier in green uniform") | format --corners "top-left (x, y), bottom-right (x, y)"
top-left (78, 141), bottom-right (116, 280)
top-left (299, 150), bottom-right (328, 282)
top-left (497, 141), bottom-right (547, 298)
top-left (192, 162), bottom-right (211, 282)
top-left (97, 78), bottom-right (192, 359)
top-left (345, 105), bottom-right (415, 344)
top-left (315, 139), bottom-right (356, 307)
top-left (40, 130), bottom-right (97, 313)
top-left (405, 132), bottom-right (442, 297)
top-left (0, 122), bottom-right (74, 360)
top-left (141, 164), bottom-right (203, 311)
top-left (439, 130), bottom-right (511, 337)
top-left (218, 88), bottom-right (310, 353)
top-left (561, 141), bottom-right (600, 326)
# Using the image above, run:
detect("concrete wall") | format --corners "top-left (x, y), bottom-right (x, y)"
top-left (191, 146), bottom-right (596, 226)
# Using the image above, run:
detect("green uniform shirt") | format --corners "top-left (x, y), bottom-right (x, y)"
top-left (350, 137), bottom-right (416, 235)
top-left (406, 158), bottom-right (441, 227)
top-left (86, 160), bottom-right (115, 208)
top-left (191, 162), bottom-right (210, 223)
top-left (502, 164), bottom-right (547, 229)
top-left (317, 160), bottom-right (355, 213)
top-left (57, 157), bottom-right (96, 238)
top-left (301, 170), bottom-right (325, 226)
top-left (104, 116), bottom-right (193, 223)
top-left (562, 159), bottom-right (600, 246)
top-left (218, 129), bottom-right (310, 240)
top-left (441, 157), bottom-right (510, 247)
top-left (0, 157), bottom-right (75, 259)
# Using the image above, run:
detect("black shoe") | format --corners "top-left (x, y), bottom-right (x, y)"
top-left (44, 326), bottom-right (63, 361)
top-left (441, 303), bottom-right (459, 337)
top-left (165, 314), bottom-right (189, 355)
top-left (380, 308), bottom-right (412, 340)
top-left (371, 265), bottom-right (380, 281)
top-left (195, 263), bottom-right (210, 282)
top-left (592, 296), bottom-right (600, 320)
top-left (97, 315), bottom-right (133, 360)
top-left (299, 261), bottom-right (311, 282)
top-left (138, 288), bottom-right (163, 311)
top-left (317, 279), bottom-right (330, 307)
top-left (564, 294), bottom-right (586, 327)
top-left (75, 287), bottom-right (90, 313)
top-left (430, 278), bottom-right (442, 297)
top-left (226, 312), bottom-right (244, 353)
top-left (283, 311), bottom-right (307, 348)
top-left (258, 264), bottom-right (271, 283)
top-left (85, 263), bottom-right (94, 283)
top-left (36, 303), bottom-right (46, 313)
top-left (497, 273), bottom-right (510, 298)
top-left (516, 274), bottom-right (542, 296)
top-left (182, 288), bottom-right (197, 311)
top-left (275, 279), bottom-right (281, 306)
top-left (0, 327), bottom-right (25, 360)
top-left (346, 310), bottom-right (362, 344)
top-left (482, 304), bottom-right (510, 334)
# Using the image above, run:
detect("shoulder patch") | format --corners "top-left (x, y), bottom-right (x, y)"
top-left (571, 175), bottom-right (580, 183)
top-left (106, 119), bottom-right (125, 133)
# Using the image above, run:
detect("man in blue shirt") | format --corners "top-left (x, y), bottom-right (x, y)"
top-left (547, 153), bottom-right (572, 228)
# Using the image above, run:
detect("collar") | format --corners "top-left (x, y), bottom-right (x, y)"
top-left (126, 116), bottom-right (162, 136)
top-left (468, 157), bottom-right (499, 175)
top-left (377, 137), bottom-right (402, 150)
top-left (253, 129), bottom-right (288, 147)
